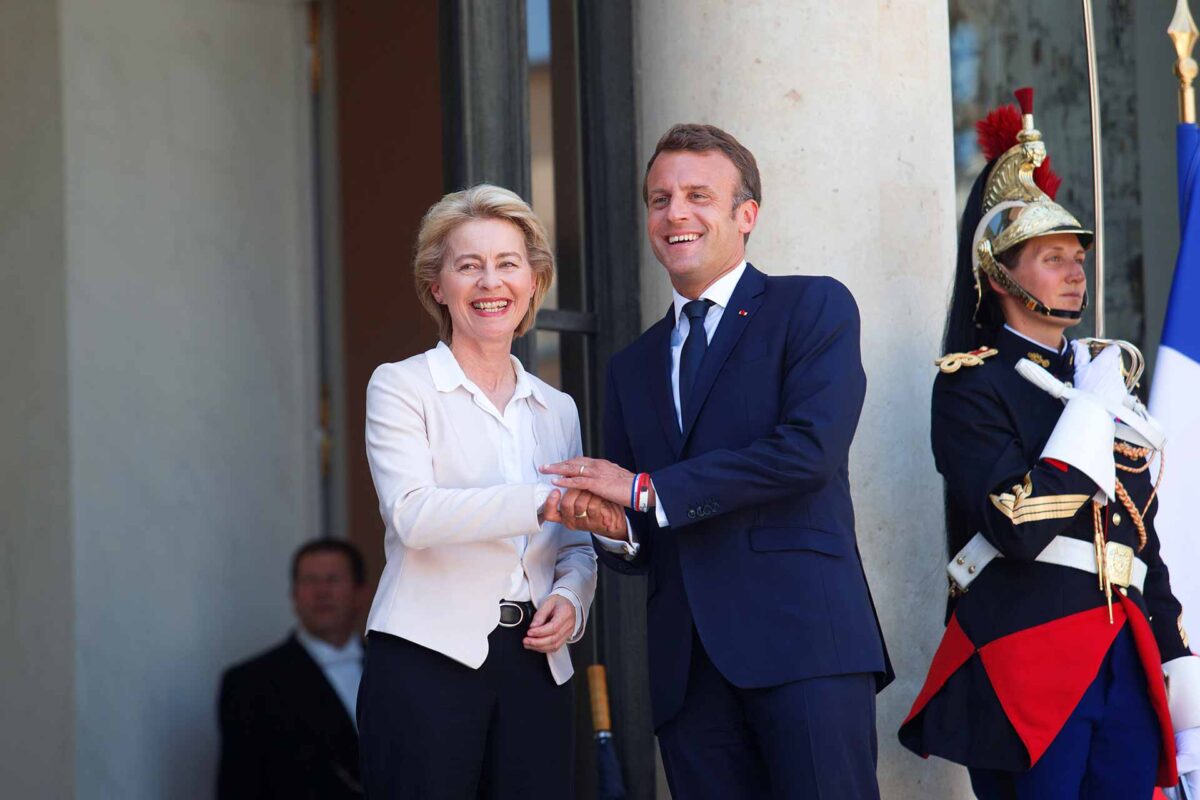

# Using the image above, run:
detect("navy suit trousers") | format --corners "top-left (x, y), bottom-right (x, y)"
top-left (657, 628), bottom-right (881, 800)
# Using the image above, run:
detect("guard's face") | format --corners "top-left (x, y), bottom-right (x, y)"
top-left (1007, 233), bottom-right (1088, 326)
top-left (432, 218), bottom-right (536, 346)
top-left (292, 552), bottom-right (361, 643)
top-left (645, 150), bottom-right (757, 297)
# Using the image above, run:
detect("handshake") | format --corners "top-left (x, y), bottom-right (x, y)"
top-left (536, 457), bottom-right (646, 541)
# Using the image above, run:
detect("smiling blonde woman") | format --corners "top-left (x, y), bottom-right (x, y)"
top-left (356, 184), bottom-right (624, 799)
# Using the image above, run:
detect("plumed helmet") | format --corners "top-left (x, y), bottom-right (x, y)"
top-left (970, 87), bottom-right (1093, 321)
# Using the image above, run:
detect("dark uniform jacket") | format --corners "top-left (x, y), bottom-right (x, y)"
top-left (217, 633), bottom-right (362, 799)
top-left (899, 327), bottom-right (1188, 785)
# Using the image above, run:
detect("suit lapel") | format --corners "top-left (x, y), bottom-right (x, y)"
top-left (646, 308), bottom-right (683, 458)
top-left (680, 265), bottom-right (767, 445)
top-left (286, 634), bottom-right (358, 736)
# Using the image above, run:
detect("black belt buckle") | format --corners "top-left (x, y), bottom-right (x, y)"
top-left (498, 601), bottom-right (530, 628)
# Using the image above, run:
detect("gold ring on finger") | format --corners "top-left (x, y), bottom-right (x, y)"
top-left (579, 464), bottom-right (586, 475)
top-left (574, 511), bottom-right (589, 519)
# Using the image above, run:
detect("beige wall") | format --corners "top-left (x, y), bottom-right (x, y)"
top-left (634, 2), bottom-right (972, 796)
top-left (2, 1), bottom-right (321, 797)
top-left (0, 1), bottom-right (75, 797)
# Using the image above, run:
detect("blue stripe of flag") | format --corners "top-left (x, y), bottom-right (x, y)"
top-left (1162, 124), bottom-right (1200, 364)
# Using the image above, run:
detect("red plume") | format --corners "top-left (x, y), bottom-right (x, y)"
top-left (1014, 87), bottom-right (1034, 115)
top-left (1033, 157), bottom-right (1062, 200)
top-left (976, 104), bottom-right (1022, 161)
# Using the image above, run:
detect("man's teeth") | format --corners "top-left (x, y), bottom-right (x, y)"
top-left (472, 300), bottom-right (510, 310)
top-left (668, 234), bottom-right (700, 244)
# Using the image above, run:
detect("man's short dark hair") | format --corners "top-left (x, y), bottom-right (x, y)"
top-left (291, 538), bottom-right (366, 586)
top-left (642, 123), bottom-right (762, 210)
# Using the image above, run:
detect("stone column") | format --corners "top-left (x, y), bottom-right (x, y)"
top-left (634, 2), bottom-right (971, 796)
top-left (2, 2), bottom-right (321, 797)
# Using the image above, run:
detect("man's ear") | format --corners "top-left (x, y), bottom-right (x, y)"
top-left (736, 199), bottom-right (759, 236)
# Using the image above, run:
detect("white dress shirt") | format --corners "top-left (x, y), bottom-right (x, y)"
top-left (595, 261), bottom-right (747, 554)
top-left (363, 343), bottom-right (597, 685)
top-left (295, 626), bottom-right (363, 729)
top-left (426, 343), bottom-right (584, 625)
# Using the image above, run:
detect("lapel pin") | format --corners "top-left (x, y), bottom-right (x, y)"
top-left (738, 309), bottom-right (748, 317)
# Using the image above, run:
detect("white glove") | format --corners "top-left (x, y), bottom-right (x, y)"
top-left (1072, 342), bottom-right (1129, 407)
top-left (1165, 727), bottom-right (1200, 799)
top-left (1035, 344), bottom-right (1119, 500)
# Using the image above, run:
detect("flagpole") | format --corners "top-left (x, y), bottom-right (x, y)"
top-left (1082, 0), bottom-right (1105, 338)
top-left (1170, 0), bottom-right (1199, 125)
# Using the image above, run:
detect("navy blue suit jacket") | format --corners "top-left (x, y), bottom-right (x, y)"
top-left (598, 265), bottom-right (893, 728)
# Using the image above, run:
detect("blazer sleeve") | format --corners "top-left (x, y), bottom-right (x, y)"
top-left (1139, 502), bottom-right (1190, 663)
top-left (650, 279), bottom-right (865, 529)
top-left (365, 363), bottom-right (544, 549)
top-left (932, 372), bottom-right (1102, 560)
top-left (549, 398), bottom-right (599, 641)
top-left (217, 669), bottom-right (267, 799)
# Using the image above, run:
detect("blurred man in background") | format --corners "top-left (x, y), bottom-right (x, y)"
top-left (217, 539), bottom-right (368, 799)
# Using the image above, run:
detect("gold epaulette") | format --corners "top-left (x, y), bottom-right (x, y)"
top-left (935, 347), bottom-right (999, 373)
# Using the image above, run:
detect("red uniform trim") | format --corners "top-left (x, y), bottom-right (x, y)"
top-left (1042, 457), bottom-right (1069, 472)
top-left (1116, 592), bottom-right (1179, 787)
top-left (902, 614), bottom-right (975, 728)
top-left (978, 605), bottom-right (1122, 766)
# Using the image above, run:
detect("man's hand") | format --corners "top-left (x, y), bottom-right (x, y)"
top-left (540, 457), bottom-right (637, 509)
top-left (541, 489), bottom-right (629, 541)
top-left (523, 594), bottom-right (576, 653)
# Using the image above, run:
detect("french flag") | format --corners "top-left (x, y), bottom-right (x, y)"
top-left (1150, 122), bottom-right (1200, 642)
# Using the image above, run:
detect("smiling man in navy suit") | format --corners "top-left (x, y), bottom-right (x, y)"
top-left (541, 123), bottom-right (893, 799)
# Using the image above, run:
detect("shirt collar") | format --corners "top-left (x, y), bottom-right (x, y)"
top-left (671, 260), bottom-right (747, 329)
top-left (295, 626), bottom-right (362, 667)
top-left (1002, 323), bottom-right (1068, 356)
top-left (426, 340), bottom-right (547, 408)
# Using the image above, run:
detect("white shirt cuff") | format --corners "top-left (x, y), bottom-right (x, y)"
top-left (652, 479), bottom-right (669, 527)
top-left (1166, 655), bottom-right (1200, 732)
top-left (550, 586), bottom-right (585, 642)
top-left (594, 519), bottom-right (640, 559)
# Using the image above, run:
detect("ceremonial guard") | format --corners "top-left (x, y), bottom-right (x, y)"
top-left (898, 89), bottom-right (1200, 798)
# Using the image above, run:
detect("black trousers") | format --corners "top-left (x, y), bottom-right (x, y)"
top-left (357, 626), bottom-right (573, 799)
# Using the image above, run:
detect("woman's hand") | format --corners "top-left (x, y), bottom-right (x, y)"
top-left (1072, 342), bottom-right (1129, 407)
top-left (523, 594), bottom-right (576, 653)
top-left (541, 489), bottom-right (629, 540)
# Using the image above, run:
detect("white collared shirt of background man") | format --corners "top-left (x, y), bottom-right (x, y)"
top-left (425, 342), bottom-right (584, 634)
top-left (594, 260), bottom-right (748, 557)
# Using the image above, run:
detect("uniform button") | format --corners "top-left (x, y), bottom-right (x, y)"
top-left (1112, 513), bottom-right (1122, 526)
top-left (967, 565), bottom-right (976, 574)
top-left (956, 556), bottom-right (966, 565)
top-left (688, 509), bottom-right (696, 519)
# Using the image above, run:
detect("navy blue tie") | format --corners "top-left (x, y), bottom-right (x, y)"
top-left (679, 299), bottom-right (713, 426)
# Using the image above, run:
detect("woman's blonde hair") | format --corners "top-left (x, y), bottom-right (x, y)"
top-left (413, 184), bottom-right (554, 343)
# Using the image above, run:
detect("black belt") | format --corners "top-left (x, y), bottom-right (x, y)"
top-left (498, 600), bottom-right (534, 628)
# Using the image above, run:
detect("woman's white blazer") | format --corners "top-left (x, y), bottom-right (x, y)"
top-left (362, 348), bottom-right (597, 685)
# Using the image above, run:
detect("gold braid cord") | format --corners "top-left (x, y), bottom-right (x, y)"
top-left (1111, 442), bottom-right (1165, 553)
